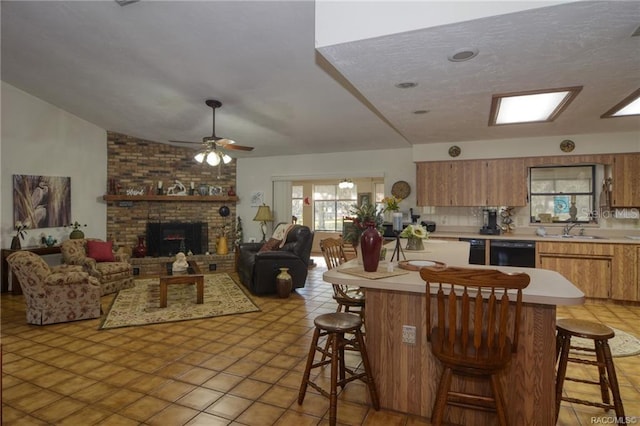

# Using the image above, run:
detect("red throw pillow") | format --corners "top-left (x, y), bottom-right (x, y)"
top-left (259, 238), bottom-right (282, 252)
top-left (86, 240), bottom-right (116, 262)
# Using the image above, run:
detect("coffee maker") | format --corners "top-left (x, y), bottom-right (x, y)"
top-left (480, 208), bottom-right (500, 235)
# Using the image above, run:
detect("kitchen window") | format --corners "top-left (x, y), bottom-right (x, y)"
top-left (313, 184), bottom-right (357, 231)
top-left (529, 165), bottom-right (595, 223)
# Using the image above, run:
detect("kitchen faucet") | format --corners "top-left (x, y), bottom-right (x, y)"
top-left (563, 222), bottom-right (582, 236)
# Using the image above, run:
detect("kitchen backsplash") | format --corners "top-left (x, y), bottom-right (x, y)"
top-left (418, 206), bottom-right (639, 232)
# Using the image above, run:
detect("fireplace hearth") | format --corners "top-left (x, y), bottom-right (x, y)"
top-left (146, 222), bottom-right (208, 257)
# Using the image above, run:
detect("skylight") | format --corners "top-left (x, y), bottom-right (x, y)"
top-left (601, 89), bottom-right (640, 118)
top-left (489, 86), bottom-right (582, 126)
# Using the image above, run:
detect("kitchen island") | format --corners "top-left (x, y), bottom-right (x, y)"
top-left (323, 240), bottom-right (584, 425)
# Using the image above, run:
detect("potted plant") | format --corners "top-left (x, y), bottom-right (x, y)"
top-left (400, 224), bottom-right (429, 250)
top-left (343, 202), bottom-right (384, 271)
top-left (343, 202), bottom-right (384, 247)
top-left (11, 222), bottom-right (28, 250)
top-left (67, 221), bottom-right (87, 239)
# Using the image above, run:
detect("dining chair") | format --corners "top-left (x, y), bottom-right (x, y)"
top-left (320, 237), bottom-right (365, 319)
top-left (420, 266), bottom-right (530, 426)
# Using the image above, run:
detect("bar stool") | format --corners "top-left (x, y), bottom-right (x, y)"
top-left (298, 312), bottom-right (379, 425)
top-left (555, 318), bottom-right (626, 422)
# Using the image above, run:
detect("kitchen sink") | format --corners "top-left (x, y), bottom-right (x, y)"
top-left (542, 234), bottom-right (608, 240)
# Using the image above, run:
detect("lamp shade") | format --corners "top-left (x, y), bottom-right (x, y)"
top-left (253, 205), bottom-right (273, 222)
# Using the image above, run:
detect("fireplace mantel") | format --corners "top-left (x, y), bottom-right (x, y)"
top-left (103, 195), bottom-right (238, 203)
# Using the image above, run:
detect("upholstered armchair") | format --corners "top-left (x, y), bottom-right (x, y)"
top-left (6, 251), bottom-right (102, 325)
top-left (61, 239), bottom-right (134, 295)
top-left (237, 224), bottom-right (314, 295)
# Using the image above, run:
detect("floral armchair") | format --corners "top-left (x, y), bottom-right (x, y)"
top-left (6, 251), bottom-right (102, 325)
top-left (61, 239), bottom-right (134, 295)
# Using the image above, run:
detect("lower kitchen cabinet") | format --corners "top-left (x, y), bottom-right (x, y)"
top-left (537, 242), bottom-right (612, 299)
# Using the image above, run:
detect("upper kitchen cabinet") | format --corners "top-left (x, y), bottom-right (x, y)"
top-left (611, 153), bottom-right (640, 207)
top-left (416, 158), bottom-right (526, 207)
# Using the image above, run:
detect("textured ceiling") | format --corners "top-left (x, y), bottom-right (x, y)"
top-left (1, 1), bottom-right (639, 159)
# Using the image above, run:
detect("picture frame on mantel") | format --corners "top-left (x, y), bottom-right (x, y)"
top-left (358, 193), bottom-right (371, 206)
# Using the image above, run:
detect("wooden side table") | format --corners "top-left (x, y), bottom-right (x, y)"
top-left (1, 246), bottom-right (62, 294)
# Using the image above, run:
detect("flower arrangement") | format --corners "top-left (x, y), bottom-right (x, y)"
top-left (381, 196), bottom-right (402, 212)
top-left (67, 221), bottom-right (87, 230)
top-left (14, 222), bottom-right (28, 240)
top-left (343, 202), bottom-right (384, 246)
top-left (399, 224), bottom-right (429, 239)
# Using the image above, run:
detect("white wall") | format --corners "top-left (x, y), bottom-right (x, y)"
top-left (1, 82), bottom-right (108, 249)
top-left (237, 148), bottom-right (415, 242)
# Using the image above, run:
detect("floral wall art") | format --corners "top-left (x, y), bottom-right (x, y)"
top-left (13, 174), bottom-right (71, 229)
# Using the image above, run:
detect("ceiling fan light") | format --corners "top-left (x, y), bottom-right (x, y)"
top-left (194, 152), bottom-right (206, 163)
top-left (222, 154), bottom-right (232, 164)
top-left (206, 152), bottom-right (221, 166)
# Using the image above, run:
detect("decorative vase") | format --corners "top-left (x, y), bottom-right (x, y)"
top-left (217, 235), bottom-right (229, 255)
top-left (360, 223), bottom-right (382, 272)
top-left (406, 236), bottom-right (424, 251)
top-left (133, 235), bottom-right (147, 258)
top-left (10, 236), bottom-right (21, 250)
top-left (276, 267), bottom-right (293, 298)
top-left (69, 229), bottom-right (85, 239)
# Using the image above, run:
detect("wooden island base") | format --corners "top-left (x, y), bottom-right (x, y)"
top-left (365, 288), bottom-right (556, 425)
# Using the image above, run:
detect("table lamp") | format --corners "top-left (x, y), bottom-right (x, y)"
top-left (253, 204), bottom-right (273, 242)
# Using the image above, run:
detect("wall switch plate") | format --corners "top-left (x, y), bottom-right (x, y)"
top-left (209, 264), bottom-right (217, 271)
top-left (402, 325), bottom-right (416, 344)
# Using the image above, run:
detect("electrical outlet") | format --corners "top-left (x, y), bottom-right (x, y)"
top-left (402, 325), bottom-right (416, 344)
top-left (209, 264), bottom-right (217, 271)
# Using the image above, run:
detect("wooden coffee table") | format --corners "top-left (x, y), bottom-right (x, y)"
top-left (159, 261), bottom-right (204, 308)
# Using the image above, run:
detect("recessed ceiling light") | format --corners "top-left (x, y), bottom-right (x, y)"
top-left (448, 48), bottom-right (479, 62)
top-left (601, 88), bottom-right (640, 118)
top-left (489, 86), bottom-right (582, 125)
top-left (395, 82), bottom-right (418, 89)
top-left (413, 110), bottom-right (429, 114)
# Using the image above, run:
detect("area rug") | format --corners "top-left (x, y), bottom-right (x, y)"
top-left (100, 273), bottom-right (260, 329)
top-left (570, 327), bottom-right (640, 358)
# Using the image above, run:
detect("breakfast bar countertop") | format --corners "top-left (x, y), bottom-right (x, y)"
top-left (324, 239), bottom-right (585, 306)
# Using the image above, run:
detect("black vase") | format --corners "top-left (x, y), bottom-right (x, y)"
top-left (10, 236), bottom-right (21, 250)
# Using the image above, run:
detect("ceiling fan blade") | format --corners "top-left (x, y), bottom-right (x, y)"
top-left (221, 144), bottom-right (254, 151)
top-left (216, 140), bottom-right (254, 151)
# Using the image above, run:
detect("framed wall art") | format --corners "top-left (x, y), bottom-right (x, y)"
top-left (13, 174), bottom-right (71, 229)
top-left (358, 192), bottom-right (371, 206)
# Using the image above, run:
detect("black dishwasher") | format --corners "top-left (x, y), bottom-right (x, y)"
top-left (459, 238), bottom-right (486, 265)
top-left (489, 240), bottom-right (536, 267)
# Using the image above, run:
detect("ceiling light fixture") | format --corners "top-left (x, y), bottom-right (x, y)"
top-left (489, 86), bottom-right (582, 126)
top-left (338, 178), bottom-right (354, 189)
top-left (601, 88), bottom-right (640, 118)
top-left (193, 149), bottom-right (232, 167)
top-left (448, 48), bottom-right (479, 62)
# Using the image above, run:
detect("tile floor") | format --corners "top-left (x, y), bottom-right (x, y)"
top-left (1, 257), bottom-right (639, 425)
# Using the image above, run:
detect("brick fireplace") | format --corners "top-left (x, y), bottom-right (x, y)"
top-left (106, 132), bottom-right (237, 260)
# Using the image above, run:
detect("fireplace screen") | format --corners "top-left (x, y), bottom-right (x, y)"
top-left (146, 222), bottom-right (208, 257)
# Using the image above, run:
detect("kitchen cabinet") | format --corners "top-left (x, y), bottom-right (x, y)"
top-left (537, 242), bottom-right (614, 299)
top-left (611, 244), bottom-right (639, 301)
top-left (611, 153), bottom-right (640, 207)
top-left (416, 158), bottom-right (526, 207)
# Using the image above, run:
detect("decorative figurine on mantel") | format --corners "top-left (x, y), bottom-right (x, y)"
top-left (172, 252), bottom-right (188, 273)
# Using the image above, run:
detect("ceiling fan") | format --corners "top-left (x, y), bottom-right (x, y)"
top-left (170, 99), bottom-right (254, 167)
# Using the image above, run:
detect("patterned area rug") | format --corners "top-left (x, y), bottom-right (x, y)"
top-left (100, 273), bottom-right (260, 329)
top-left (570, 327), bottom-right (640, 358)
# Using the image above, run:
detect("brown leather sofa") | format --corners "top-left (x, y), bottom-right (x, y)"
top-left (237, 225), bottom-right (314, 295)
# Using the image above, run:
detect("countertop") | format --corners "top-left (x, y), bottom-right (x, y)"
top-left (424, 227), bottom-right (640, 244)
top-left (324, 240), bottom-right (585, 306)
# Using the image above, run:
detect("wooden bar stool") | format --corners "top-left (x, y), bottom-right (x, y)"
top-left (298, 312), bottom-right (379, 425)
top-left (555, 318), bottom-right (626, 422)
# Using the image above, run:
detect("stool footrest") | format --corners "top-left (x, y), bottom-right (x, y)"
top-left (567, 356), bottom-right (605, 367)
top-left (561, 396), bottom-right (613, 411)
top-left (565, 376), bottom-right (610, 388)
